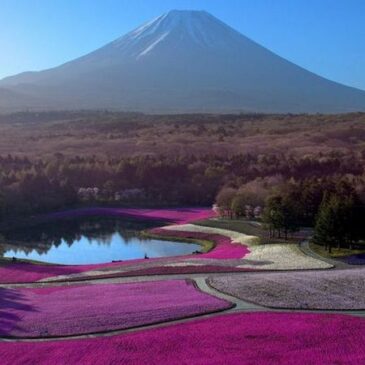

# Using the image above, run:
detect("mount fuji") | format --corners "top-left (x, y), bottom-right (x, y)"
top-left (1, 10), bottom-right (365, 113)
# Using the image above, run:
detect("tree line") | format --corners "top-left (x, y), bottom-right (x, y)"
top-left (0, 151), bottom-right (364, 234)
top-left (216, 178), bottom-right (365, 251)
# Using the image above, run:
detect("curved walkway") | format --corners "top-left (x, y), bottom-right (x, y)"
top-left (299, 240), bottom-right (351, 270)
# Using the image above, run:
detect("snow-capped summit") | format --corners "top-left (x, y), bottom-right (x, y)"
top-left (1, 10), bottom-right (365, 113)
top-left (110, 10), bottom-right (241, 57)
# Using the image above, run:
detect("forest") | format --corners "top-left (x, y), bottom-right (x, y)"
top-left (0, 111), bottom-right (364, 250)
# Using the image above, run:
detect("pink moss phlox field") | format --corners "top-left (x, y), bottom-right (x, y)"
top-left (0, 280), bottom-right (231, 338)
top-left (1, 312), bottom-right (365, 364)
top-left (208, 270), bottom-right (365, 310)
top-left (0, 261), bottom-right (125, 284)
top-left (46, 207), bottom-right (216, 225)
top-left (59, 266), bottom-right (255, 282)
top-left (151, 228), bottom-right (249, 259)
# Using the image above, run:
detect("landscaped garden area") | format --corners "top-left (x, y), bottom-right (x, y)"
top-left (1, 206), bottom-right (365, 364)
top-left (1, 312), bottom-right (365, 365)
top-left (0, 280), bottom-right (231, 338)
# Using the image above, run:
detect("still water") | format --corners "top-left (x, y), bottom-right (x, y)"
top-left (0, 216), bottom-right (200, 265)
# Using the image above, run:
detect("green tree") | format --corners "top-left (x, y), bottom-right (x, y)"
top-left (231, 194), bottom-right (246, 218)
top-left (281, 193), bottom-right (302, 239)
top-left (216, 188), bottom-right (237, 218)
top-left (263, 195), bottom-right (285, 238)
top-left (263, 193), bottom-right (301, 239)
top-left (314, 193), bottom-right (361, 253)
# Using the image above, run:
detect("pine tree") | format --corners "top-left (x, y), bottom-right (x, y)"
top-left (314, 193), bottom-right (361, 253)
top-left (263, 193), bottom-right (302, 240)
top-left (263, 195), bottom-right (284, 238)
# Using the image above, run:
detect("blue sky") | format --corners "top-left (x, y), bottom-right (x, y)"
top-left (1, 0), bottom-right (364, 90)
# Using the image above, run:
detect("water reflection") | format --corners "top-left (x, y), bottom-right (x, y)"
top-left (0, 216), bottom-right (200, 265)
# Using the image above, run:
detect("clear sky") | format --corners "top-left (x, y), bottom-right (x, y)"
top-left (1, 0), bottom-right (364, 90)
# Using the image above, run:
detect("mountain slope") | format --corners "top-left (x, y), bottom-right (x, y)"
top-left (0, 88), bottom-right (52, 112)
top-left (1, 10), bottom-right (365, 113)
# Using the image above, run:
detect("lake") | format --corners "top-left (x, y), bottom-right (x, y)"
top-left (0, 216), bottom-right (201, 265)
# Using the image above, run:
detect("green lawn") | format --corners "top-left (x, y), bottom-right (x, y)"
top-left (194, 218), bottom-right (301, 245)
top-left (309, 241), bottom-right (365, 258)
top-left (141, 230), bottom-right (215, 253)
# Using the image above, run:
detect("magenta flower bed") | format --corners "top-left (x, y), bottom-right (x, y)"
top-left (1, 312), bottom-right (365, 364)
top-left (59, 265), bottom-right (255, 282)
top-left (151, 228), bottom-right (249, 259)
top-left (118, 265), bottom-right (253, 276)
top-left (47, 207), bottom-right (215, 225)
top-left (0, 280), bottom-right (231, 338)
top-left (0, 261), bottom-right (124, 284)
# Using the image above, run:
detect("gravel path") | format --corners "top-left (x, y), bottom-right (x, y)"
top-left (299, 240), bottom-right (351, 269)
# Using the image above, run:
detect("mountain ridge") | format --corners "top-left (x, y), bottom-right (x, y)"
top-left (1, 9), bottom-right (365, 113)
